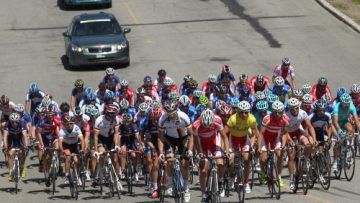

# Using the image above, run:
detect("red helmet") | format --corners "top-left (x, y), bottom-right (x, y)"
top-left (104, 104), bottom-right (119, 114)
top-left (151, 107), bottom-right (163, 119)
top-left (219, 103), bottom-right (233, 116)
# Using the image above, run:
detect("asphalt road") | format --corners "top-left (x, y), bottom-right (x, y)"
top-left (0, 0), bottom-right (360, 202)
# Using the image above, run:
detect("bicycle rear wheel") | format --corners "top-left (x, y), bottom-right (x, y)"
top-left (14, 162), bottom-right (19, 194)
top-left (318, 153), bottom-right (331, 190)
top-left (236, 168), bottom-right (245, 203)
top-left (51, 165), bottom-right (57, 195)
top-left (111, 165), bottom-right (121, 199)
top-left (344, 147), bottom-right (355, 181)
top-left (271, 164), bottom-right (281, 200)
top-left (159, 166), bottom-right (166, 203)
top-left (69, 170), bottom-right (75, 198)
top-left (126, 161), bottom-right (133, 194)
top-left (301, 159), bottom-right (310, 195)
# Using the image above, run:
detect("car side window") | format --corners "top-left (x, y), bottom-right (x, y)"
top-left (68, 20), bottom-right (74, 35)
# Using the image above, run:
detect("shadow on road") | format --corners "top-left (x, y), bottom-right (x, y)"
top-left (61, 55), bottom-right (128, 72)
top-left (23, 178), bottom-right (44, 185)
top-left (0, 187), bottom-right (21, 194)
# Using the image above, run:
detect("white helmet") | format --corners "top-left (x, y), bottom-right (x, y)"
top-left (274, 76), bottom-right (285, 86)
top-left (287, 98), bottom-right (300, 108)
top-left (255, 91), bottom-right (266, 101)
top-left (271, 101), bottom-right (285, 112)
top-left (302, 94), bottom-right (313, 104)
top-left (138, 102), bottom-right (149, 112)
top-left (15, 104), bottom-right (25, 113)
top-left (120, 80), bottom-right (129, 87)
top-left (179, 95), bottom-right (190, 107)
top-left (208, 74), bottom-right (217, 83)
top-left (9, 113), bottom-right (20, 122)
top-left (105, 67), bottom-right (115, 75)
top-left (351, 83), bottom-right (360, 94)
top-left (200, 109), bottom-right (215, 128)
top-left (302, 83), bottom-right (311, 94)
top-left (238, 101), bottom-right (251, 112)
top-left (164, 78), bottom-right (173, 86)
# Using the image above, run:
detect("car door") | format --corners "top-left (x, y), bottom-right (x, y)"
top-left (64, 20), bottom-right (75, 55)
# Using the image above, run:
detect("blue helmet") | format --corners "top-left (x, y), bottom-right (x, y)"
top-left (196, 104), bottom-right (207, 115)
top-left (105, 90), bottom-right (115, 100)
top-left (336, 87), bottom-right (348, 98)
top-left (314, 99), bottom-right (328, 110)
top-left (84, 87), bottom-right (93, 98)
top-left (29, 82), bottom-right (40, 94)
top-left (340, 93), bottom-right (352, 104)
top-left (87, 93), bottom-right (97, 101)
top-left (143, 76), bottom-right (152, 84)
top-left (256, 100), bottom-right (269, 111)
top-left (230, 97), bottom-right (240, 108)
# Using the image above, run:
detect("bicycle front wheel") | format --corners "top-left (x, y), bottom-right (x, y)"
top-left (271, 164), bottom-right (281, 200)
top-left (159, 166), bottom-right (166, 203)
top-left (51, 165), bottom-right (57, 195)
top-left (344, 147), bottom-right (355, 181)
top-left (318, 153), bottom-right (331, 190)
top-left (236, 168), bottom-right (245, 203)
top-left (111, 165), bottom-right (121, 199)
top-left (301, 159), bottom-right (310, 195)
top-left (126, 162), bottom-right (133, 194)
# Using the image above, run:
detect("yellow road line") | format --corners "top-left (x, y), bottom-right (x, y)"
top-left (123, 1), bottom-right (140, 24)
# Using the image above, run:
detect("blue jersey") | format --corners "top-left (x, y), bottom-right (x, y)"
top-left (119, 107), bottom-right (136, 117)
top-left (271, 85), bottom-right (291, 104)
top-left (212, 95), bottom-right (232, 108)
top-left (179, 105), bottom-right (197, 123)
top-left (333, 102), bottom-right (357, 124)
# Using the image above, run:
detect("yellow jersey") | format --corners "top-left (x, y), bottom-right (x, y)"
top-left (226, 113), bottom-right (257, 137)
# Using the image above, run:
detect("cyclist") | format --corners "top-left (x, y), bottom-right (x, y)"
top-left (271, 76), bottom-right (291, 104)
top-left (1, 95), bottom-right (16, 141)
top-left (217, 65), bottom-right (236, 95)
top-left (236, 86), bottom-right (255, 106)
top-left (143, 107), bottom-right (163, 198)
top-left (25, 82), bottom-right (46, 116)
top-left (310, 76), bottom-right (334, 101)
top-left (189, 89), bottom-right (204, 108)
top-left (119, 99), bottom-right (136, 117)
top-left (159, 78), bottom-right (178, 101)
top-left (117, 80), bottom-right (135, 108)
top-left (135, 87), bottom-right (153, 110)
top-left (158, 100), bottom-right (194, 203)
top-left (285, 98), bottom-right (316, 190)
top-left (169, 92), bottom-right (180, 103)
top-left (93, 104), bottom-right (121, 184)
top-left (250, 74), bottom-right (271, 93)
top-left (333, 87), bottom-right (348, 105)
top-left (102, 90), bottom-right (118, 106)
top-left (70, 79), bottom-right (85, 111)
top-left (202, 74), bottom-right (218, 98)
top-left (254, 101), bottom-right (271, 130)
top-left (59, 116), bottom-right (85, 184)
top-left (179, 75), bottom-right (193, 95)
top-left (95, 82), bottom-right (108, 104)
top-left (84, 106), bottom-right (100, 180)
top-left (80, 93), bottom-right (102, 114)
top-left (258, 101), bottom-right (290, 187)
top-left (41, 94), bottom-right (60, 115)
top-left (235, 74), bottom-right (252, 95)
top-left (224, 101), bottom-right (259, 194)
top-left (290, 89), bottom-right (304, 101)
top-left (101, 67), bottom-right (121, 92)
top-left (14, 104), bottom-right (32, 141)
top-left (350, 83), bottom-right (360, 115)
top-left (331, 93), bottom-right (360, 171)
top-left (154, 69), bottom-right (174, 94)
top-left (272, 57), bottom-right (296, 89)
top-left (178, 95), bottom-right (197, 123)
top-left (301, 94), bottom-right (314, 114)
top-left (3, 113), bottom-right (29, 181)
top-left (210, 85), bottom-right (232, 109)
top-left (193, 109), bottom-right (229, 201)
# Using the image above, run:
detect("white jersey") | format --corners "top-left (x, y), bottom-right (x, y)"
top-left (0, 101), bottom-right (15, 118)
top-left (75, 114), bottom-right (90, 129)
top-left (59, 124), bottom-right (83, 145)
top-left (94, 115), bottom-right (120, 137)
top-left (159, 110), bottom-right (191, 138)
top-left (286, 109), bottom-right (308, 132)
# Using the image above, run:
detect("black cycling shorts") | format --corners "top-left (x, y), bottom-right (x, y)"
top-left (164, 135), bottom-right (189, 156)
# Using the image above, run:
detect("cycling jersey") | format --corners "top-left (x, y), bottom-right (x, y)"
top-left (285, 109), bottom-right (308, 133)
top-left (201, 81), bottom-right (217, 97)
top-left (234, 94), bottom-right (255, 106)
top-left (119, 107), bottom-right (137, 117)
top-left (217, 73), bottom-right (235, 83)
top-left (179, 105), bottom-right (197, 123)
top-left (235, 82), bottom-right (253, 94)
top-left (95, 89), bottom-right (106, 104)
top-left (71, 87), bottom-right (85, 106)
top-left (74, 114), bottom-right (90, 133)
top-left (59, 124), bottom-right (83, 145)
top-left (193, 114), bottom-right (223, 154)
top-left (310, 84), bottom-right (334, 101)
top-left (26, 91), bottom-right (46, 115)
top-left (271, 85), bottom-right (291, 104)
top-left (5, 121), bottom-right (27, 148)
top-left (211, 95), bottom-right (232, 108)
top-left (38, 117), bottom-right (61, 136)
top-left (0, 101), bottom-right (15, 121)
top-left (101, 75), bottom-right (120, 92)
top-left (119, 123), bottom-right (139, 150)
top-left (154, 76), bottom-right (174, 93)
top-left (273, 65), bottom-right (295, 82)
top-left (253, 110), bottom-right (271, 129)
top-left (262, 114), bottom-right (290, 150)
top-left (332, 102), bottom-right (357, 126)
top-left (226, 113), bottom-right (257, 138)
top-left (143, 119), bottom-right (160, 153)
top-left (249, 75), bottom-right (271, 92)
top-left (94, 115), bottom-right (120, 137)
top-left (308, 112), bottom-right (332, 142)
top-left (159, 110), bottom-right (191, 139)
top-left (117, 88), bottom-right (135, 107)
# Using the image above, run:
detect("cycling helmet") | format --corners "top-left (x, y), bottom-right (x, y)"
top-left (215, 100), bottom-right (225, 110)
top-left (292, 89), bottom-right (304, 99)
top-left (164, 78), bottom-right (173, 86)
top-left (239, 74), bottom-right (248, 82)
top-left (41, 95), bottom-right (51, 107)
top-left (256, 100), bottom-right (269, 111)
top-left (302, 83), bottom-right (311, 94)
top-left (87, 93), bottom-right (97, 101)
top-left (340, 93), bottom-right (352, 104)
top-left (314, 99), bottom-right (328, 110)
top-left (0, 95), bottom-right (9, 105)
top-left (287, 98), bottom-right (300, 108)
top-left (138, 102), bottom-right (149, 112)
top-left (151, 100), bottom-right (161, 109)
top-left (267, 94), bottom-right (279, 104)
top-left (122, 113), bottom-right (133, 123)
top-left (163, 100), bottom-right (177, 113)
top-left (29, 82), bottom-right (40, 94)
top-left (282, 57), bottom-right (290, 65)
top-left (350, 83), bottom-right (360, 94)
top-left (74, 106), bottom-right (82, 116)
top-left (230, 98), bottom-right (240, 108)
top-left (255, 91), bottom-right (266, 101)
top-left (208, 74), bottom-right (217, 83)
top-left (151, 107), bottom-right (162, 119)
top-left (143, 76), bottom-right (152, 85)
top-left (120, 80), bottom-right (129, 87)
top-left (183, 75), bottom-right (192, 82)
top-left (105, 67), bottom-right (115, 75)
top-left (74, 79), bottom-right (84, 88)
top-left (14, 104), bottom-right (24, 113)
top-left (263, 88), bottom-right (271, 97)
top-left (158, 69), bottom-right (166, 76)
top-left (105, 90), bottom-right (115, 100)
top-left (85, 104), bottom-right (96, 115)
top-left (200, 109), bottom-right (215, 128)
top-left (119, 99), bottom-right (129, 110)
top-left (35, 105), bottom-right (45, 113)
top-left (179, 95), bottom-right (190, 107)
top-left (168, 92), bottom-right (180, 101)
top-left (84, 87), bottom-right (94, 98)
top-left (196, 104), bottom-right (207, 115)
top-left (9, 113), bottom-right (20, 122)
top-left (222, 64), bottom-right (230, 73)
top-left (318, 77), bottom-right (328, 86)
top-left (238, 101), bottom-right (251, 112)
top-left (193, 89), bottom-right (204, 98)
top-left (199, 96), bottom-right (209, 105)
top-left (136, 87), bottom-right (146, 94)
top-left (104, 104), bottom-right (119, 114)
top-left (63, 115), bottom-right (75, 124)
top-left (90, 108), bottom-right (100, 118)
top-left (336, 87), bottom-right (348, 98)
top-left (256, 74), bottom-right (264, 85)
top-left (271, 101), bottom-right (285, 112)
top-left (219, 103), bottom-right (233, 116)
top-left (302, 94), bottom-right (313, 104)
top-left (218, 85), bottom-right (229, 94)
top-left (274, 76), bottom-right (285, 86)
top-left (240, 87), bottom-right (250, 96)
top-left (60, 102), bottom-right (70, 113)
top-left (189, 79), bottom-right (198, 89)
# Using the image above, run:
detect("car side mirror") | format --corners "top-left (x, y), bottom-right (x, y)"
top-left (63, 31), bottom-right (70, 38)
top-left (123, 28), bottom-right (131, 34)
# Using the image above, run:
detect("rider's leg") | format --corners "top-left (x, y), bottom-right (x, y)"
top-left (199, 159), bottom-right (209, 195)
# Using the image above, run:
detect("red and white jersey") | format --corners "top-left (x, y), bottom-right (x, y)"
top-left (249, 75), bottom-right (271, 92)
top-left (0, 101), bottom-right (15, 118)
top-left (193, 115), bottom-right (223, 140)
top-left (273, 65), bottom-right (295, 80)
top-left (285, 109), bottom-right (308, 132)
top-left (74, 114), bottom-right (91, 133)
top-left (262, 114), bottom-right (290, 135)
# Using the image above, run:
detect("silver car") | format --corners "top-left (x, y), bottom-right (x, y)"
top-left (63, 12), bottom-right (131, 68)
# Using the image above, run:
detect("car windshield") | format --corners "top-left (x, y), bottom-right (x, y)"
top-left (72, 19), bottom-right (121, 36)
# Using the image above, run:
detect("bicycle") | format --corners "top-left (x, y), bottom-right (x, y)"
top-left (43, 147), bottom-right (59, 195)
top-left (158, 155), bottom-right (167, 203)
top-left (334, 132), bottom-right (356, 181)
top-left (290, 142), bottom-right (311, 195)
top-left (309, 142), bottom-right (331, 190)
top-left (94, 149), bottom-right (122, 199)
top-left (11, 148), bottom-right (22, 194)
top-left (265, 148), bottom-right (281, 199)
top-left (77, 150), bottom-right (88, 191)
top-left (67, 153), bottom-right (79, 200)
top-left (233, 148), bottom-right (247, 203)
top-left (121, 149), bottom-right (143, 194)
top-left (169, 153), bottom-right (186, 203)
top-left (354, 131), bottom-right (360, 157)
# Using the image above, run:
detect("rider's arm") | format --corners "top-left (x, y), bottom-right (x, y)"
top-left (353, 113), bottom-right (360, 132)
top-left (219, 128), bottom-right (229, 156)
top-left (79, 133), bottom-right (85, 152)
top-left (332, 115), bottom-right (341, 132)
top-left (187, 125), bottom-right (194, 152)
top-left (135, 132), bottom-right (143, 148)
top-left (3, 130), bottom-right (8, 149)
top-left (70, 95), bottom-right (75, 112)
top-left (281, 126), bottom-right (290, 148)
top-left (250, 125), bottom-right (259, 149)
top-left (36, 127), bottom-right (44, 148)
top-left (113, 125), bottom-right (120, 147)
top-left (22, 130), bottom-right (28, 147)
top-left (145, 132), bottom-right (155, 150)
top-left (158, 128), bottom-right (165, 154)
top-left (93, 128), bottom-right (99, 152)
top-left (304, 119), bottom-right (316, 143)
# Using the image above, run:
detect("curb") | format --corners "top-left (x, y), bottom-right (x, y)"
top-left (316, 0), bottom-right (360, 33)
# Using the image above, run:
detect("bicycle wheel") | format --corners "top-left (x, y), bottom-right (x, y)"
top-left (344, 147), bottom-right (355, 181)
top-left (301, 158), bottom-right (310, 195)
top-left (308, 159), bottom-right (317, 189)
top-left (51, 165), bottom-right (57, 195)
top-left (159, 166), bottom-right (166, 203)
top-left (73, 169), bottom-right (79, 200)
top-left (224, 177), bottom-right (230, 197)
top-left (271, 163), bottom-right (281, 200)
top-left (69, 170), bottom-right (75, 198)
top-left (111, 165), bottom-right (121, 199)
top-left (249, 156), bottom-right (255, 189)
top-left (318, 153), bottom-right (331, 190)
top-left (78, 155), bottom-right (86, 190)
top-left (14, 160), bottom-right (19, 194)
top-left (126, 160), bottom-right (133, 194)
top-left (212, 172), bottom-right (221, 203)
top-left (334, 158), bottom-right (343, 180)
top-left (236, 170), bottom-right (245, 203)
